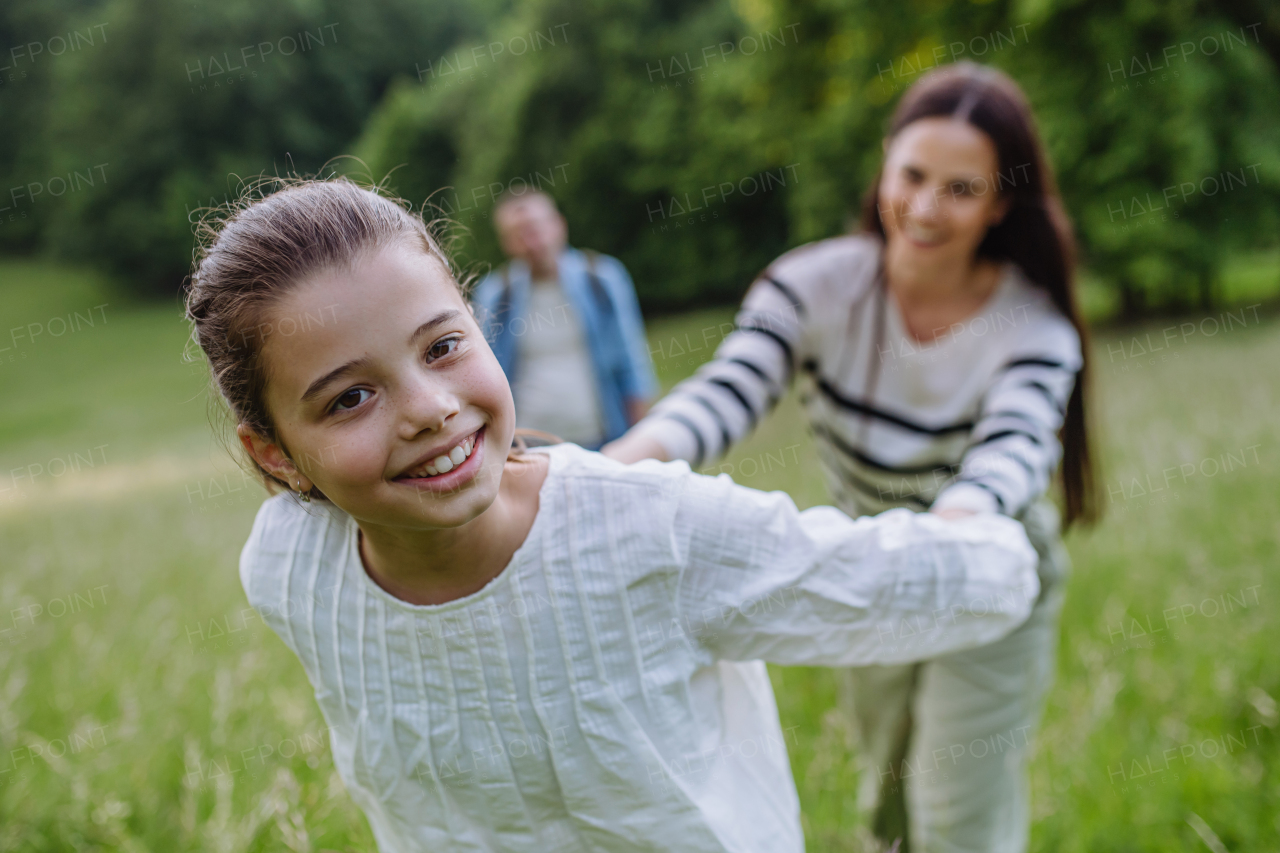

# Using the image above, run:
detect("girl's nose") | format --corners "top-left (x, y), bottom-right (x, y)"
top-left (394, 375), bottom-right (460, 441)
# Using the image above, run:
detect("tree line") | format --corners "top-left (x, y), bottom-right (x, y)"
top-left (2, 0), bottom-right (1277, 316)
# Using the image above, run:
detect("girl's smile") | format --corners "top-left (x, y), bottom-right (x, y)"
top-left (392, 424), bottom-right (485, 493)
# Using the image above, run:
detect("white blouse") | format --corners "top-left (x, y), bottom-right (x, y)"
top-left (240, 443), bottom-right (1039, 852)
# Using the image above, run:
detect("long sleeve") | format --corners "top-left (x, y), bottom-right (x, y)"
top-left (670, 467), bottom-right (1040, 667)
top-left (631, 273), bottom-right (805, 466)
top-left (932, 317), bottom-right (1083, 518)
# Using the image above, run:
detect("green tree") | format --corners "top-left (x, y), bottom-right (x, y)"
top-left (358, 0), bottom-right (1280, 316)
top-left (357, 0), bottom-right (805, 310)
top-left (3, 0), bottom-right (497, 292)
top-left (0, 0), bottom-right (112, 252)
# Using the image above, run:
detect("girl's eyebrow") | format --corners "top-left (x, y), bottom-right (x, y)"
top-left (300, 309), bottom-right (462, 404)
top-left (302, 356), bottom-right (375, 404)
top-left (409, 309), bottom-right (462, 346)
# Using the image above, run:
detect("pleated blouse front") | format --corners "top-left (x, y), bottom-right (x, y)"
top-left (239, 443), bottom-right (1039, 852)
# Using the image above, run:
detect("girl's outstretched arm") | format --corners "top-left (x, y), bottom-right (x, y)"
top-left (671, 468), bottom-right (1040, 667)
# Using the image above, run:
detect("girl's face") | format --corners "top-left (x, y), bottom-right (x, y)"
top-left (878, 117), bottom-right (1011, 267)
top-left (243, 242), bottom-right (515, 531)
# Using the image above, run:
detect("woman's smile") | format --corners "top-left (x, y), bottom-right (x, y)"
top-left (900, 218), bottom-right (949, 248)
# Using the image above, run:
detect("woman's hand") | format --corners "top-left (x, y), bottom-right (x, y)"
top-left (600, 431), bottom-right (670, 464)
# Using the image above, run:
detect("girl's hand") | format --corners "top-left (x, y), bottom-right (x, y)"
top-left (600, 432), bottom-right (670, 465)
top-left (931, 507), bottom-right (979, 521)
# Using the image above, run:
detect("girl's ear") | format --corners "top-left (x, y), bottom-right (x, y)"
top-left (237, 424), bottom-right (313, 491)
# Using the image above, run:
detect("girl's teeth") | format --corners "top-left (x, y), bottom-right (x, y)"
top-left (407, 433), bottom-right (478, 478)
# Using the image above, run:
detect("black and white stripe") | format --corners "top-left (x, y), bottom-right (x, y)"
top-left (635, 235), bottom-right (1082, 519)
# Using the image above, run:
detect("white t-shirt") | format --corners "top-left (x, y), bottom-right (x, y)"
top-left (510, 277), bottom-right (606, 446)
top-left (240, 443), bottom-right (1039, 852)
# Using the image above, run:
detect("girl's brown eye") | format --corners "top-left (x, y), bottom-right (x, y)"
top-left (426, 336), bottom-right (461, 362)
top-left (333, 388), bottom-right (371, 412)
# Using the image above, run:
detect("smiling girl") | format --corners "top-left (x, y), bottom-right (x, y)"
top-left (604, 63), bottom-right (1096, 851)
top-left (186, 176), bottom-right (1039, 852)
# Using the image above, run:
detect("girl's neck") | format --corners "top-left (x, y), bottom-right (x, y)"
top-left (356, 454), bottom-right (550, 606)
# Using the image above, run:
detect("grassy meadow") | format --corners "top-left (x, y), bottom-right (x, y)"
top-left (1, 258), bottom-right (1277, 851)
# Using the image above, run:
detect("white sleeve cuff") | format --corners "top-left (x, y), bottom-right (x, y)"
top-left (932, 482), bottom-right (1001, 515)
top-left (632, 415), bottom-right (701, 465)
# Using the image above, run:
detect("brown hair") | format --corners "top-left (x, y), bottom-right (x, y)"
top-left (859, 62), bottom-right (1098, 527)
top-left (185, 175), bottom-right (530, 502)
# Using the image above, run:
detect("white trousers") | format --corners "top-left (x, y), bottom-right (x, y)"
top-left (843, 501), bottom-right (1070, 853)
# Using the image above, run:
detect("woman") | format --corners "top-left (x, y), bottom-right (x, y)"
top-left (603, 62), bottom-right (1096, 852)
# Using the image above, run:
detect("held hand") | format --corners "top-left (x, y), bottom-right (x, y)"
top-left (624, 396), bottom-right (650, 426)
top-left (600, 431), bottom-right (670, 465)
top-left (930, 507), bottom-right (979, 521)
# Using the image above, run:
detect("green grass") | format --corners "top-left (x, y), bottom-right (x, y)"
top-left (1, 259), bottom-right (1277, 851)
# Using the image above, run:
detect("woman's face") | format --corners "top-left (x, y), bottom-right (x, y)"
top-left (878, 117), bottom-right (1011, 268)
top-left (243, 242), bottom-right (516, 532)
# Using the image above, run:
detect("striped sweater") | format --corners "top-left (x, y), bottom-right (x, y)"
top-left (632, 234), bottom-right (1082, 520)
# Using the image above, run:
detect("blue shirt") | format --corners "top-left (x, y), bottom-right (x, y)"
top-left (471, 248), bottom-right (658, 445)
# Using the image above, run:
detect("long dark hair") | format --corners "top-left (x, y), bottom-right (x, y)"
top-left (859, 62), bottom-right (1098, 527)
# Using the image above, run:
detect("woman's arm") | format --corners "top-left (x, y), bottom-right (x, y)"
top-left (603, 273), bottom-right (805, 467)
top-left (671, 468), bottom-right (1040, 667)
top-left (932, 317), bottom-right (1082, 518)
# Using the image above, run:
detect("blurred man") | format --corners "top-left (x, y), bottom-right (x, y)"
top-left (470, 190), bottom-right (657, 449)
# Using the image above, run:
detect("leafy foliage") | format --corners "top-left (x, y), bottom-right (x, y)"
top-left (0, 0), bottom-right (494, 291)
top-left (356, 0), bottom-right (1280, 313)
top-left (2, 0), bottom-right (1278, 313)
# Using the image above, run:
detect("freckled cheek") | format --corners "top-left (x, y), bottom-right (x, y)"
top-left (316, 428), bottom-right (390, 488)
top-left (459, 353), bottom-right (515, 420)
top-left (484, 369), bottom-right (514, 408)
top-left (337, 450), bottom-right (389, 486)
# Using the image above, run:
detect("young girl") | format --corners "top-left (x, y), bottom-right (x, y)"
top-left (186, 177), bottom-right (1040, 852)
top-left (604, 62), bottom-right (1094, 852)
